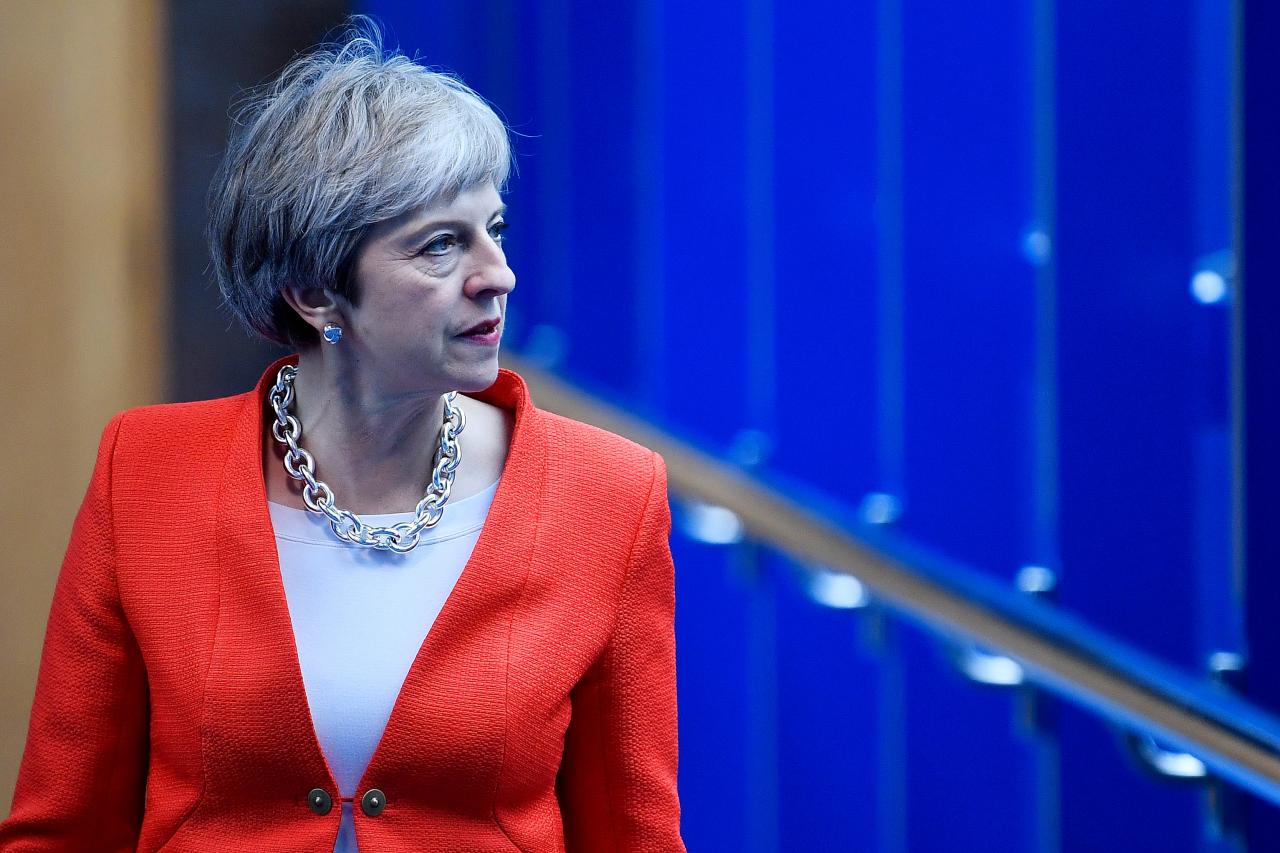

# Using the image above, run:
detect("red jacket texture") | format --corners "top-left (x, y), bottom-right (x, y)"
top-left (0, 355), bottom-right (685, 852)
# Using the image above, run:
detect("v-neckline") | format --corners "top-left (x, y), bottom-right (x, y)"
top-left (216, 354), bottom-right (547, 803)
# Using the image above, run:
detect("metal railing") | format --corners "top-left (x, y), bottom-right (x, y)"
top-left (502, 352), bottom-right (1280, 808)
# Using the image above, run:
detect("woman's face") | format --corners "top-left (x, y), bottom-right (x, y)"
top-left (341, 182), bottom-right (515, 394)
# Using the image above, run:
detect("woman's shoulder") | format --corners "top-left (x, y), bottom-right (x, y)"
top-left (75, 390), bottom-right (255, 501)
top-left (107, 388), bottom-right (254, 457)
top-left (540, 409), bottom-right (655, 465)
top-left (535, 409), bottom-right (664, 505)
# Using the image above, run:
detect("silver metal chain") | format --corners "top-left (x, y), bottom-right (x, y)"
top-left (266, 364), bottom-right (465, 553)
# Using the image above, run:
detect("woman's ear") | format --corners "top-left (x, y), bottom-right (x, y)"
top-left (280, 283), bottom-right (344, 337)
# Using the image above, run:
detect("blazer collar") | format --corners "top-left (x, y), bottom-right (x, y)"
top-left (214, 354), bottom-right (547, 800)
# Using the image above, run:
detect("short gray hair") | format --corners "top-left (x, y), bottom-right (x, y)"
top-left (207, 18), bottom-right (513, 346)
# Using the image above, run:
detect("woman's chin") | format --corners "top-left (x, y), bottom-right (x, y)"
top-left (450, 360), bottom-right (502, 393)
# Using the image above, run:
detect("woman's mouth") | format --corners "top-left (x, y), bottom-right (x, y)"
top-left (458, 318), bottom-right (501, 346)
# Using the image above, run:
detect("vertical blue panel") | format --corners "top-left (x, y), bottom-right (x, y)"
top-left (671, 537), bottom-right (754, 851)
top-left (897, 0), bottom-right (1036, 572)
top-left (771, 0), bottom-right (883, 847)
top-left (771, 0), bottom-right (880, 499)
top-left (774, 573), bottom-right (881, 853)
top-left (560, 4), bottom-right (641, 394)
top-left (900, 627), bottom-right (1038, 853)
top-left (651, 3), bottom-right (778, 841)
top-left (632, 0), bottom-right (666, 408)
top-left (1055, 2), bottom-right (1205, 851)
top-left (1055, 0), bottom-right (1199, 665)
top-left (656, 0), bottom-right (752, 445)
top-left (893, 2), bottom-right (1040, 851)
top-left (744, 552), bottom-right (780, 851)
top-left (524, 0), bottom-right (574, 344)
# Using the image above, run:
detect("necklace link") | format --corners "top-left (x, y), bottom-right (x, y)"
top-left (266, 364), bottom-right (465, 552)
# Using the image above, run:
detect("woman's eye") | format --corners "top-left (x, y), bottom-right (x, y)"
top-left (489, 220), bottom-right (508, 244)
top-left (422, 234), bottom-right (457, 256)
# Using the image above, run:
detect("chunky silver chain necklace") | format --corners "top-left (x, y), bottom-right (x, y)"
top-left (266, 364), bottom-right (465, 553)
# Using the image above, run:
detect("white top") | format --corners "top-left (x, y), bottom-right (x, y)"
top-left (269, 478), bottom-right (500, 853)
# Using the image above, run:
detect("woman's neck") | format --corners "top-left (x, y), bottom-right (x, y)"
top-left (263, 350), bottom-right (509, 515)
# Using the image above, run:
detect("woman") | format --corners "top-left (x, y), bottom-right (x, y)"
top-left (0, 22), bottom-right (684, 853)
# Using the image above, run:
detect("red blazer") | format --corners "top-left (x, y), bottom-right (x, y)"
top-left (0, 356), bottom-right (684, 852)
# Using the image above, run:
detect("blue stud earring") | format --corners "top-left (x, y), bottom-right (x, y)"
top-left (322, 323), bottom-right (343, 345)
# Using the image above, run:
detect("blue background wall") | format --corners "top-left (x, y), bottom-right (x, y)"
top-left (362, 2), bottom-right (1247, 850)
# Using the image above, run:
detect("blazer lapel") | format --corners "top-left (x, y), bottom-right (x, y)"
top-left (358, 365), bottom-right (548, 806)
top-left (208, 354), bottom-right (337, 810)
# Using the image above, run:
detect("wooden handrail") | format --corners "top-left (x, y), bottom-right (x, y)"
top-left (503, 352), bottom-right (1280, 805)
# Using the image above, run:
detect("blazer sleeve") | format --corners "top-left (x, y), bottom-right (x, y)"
top-left (0, 413), bottom-right (150, 851)
top-left (557, 450), bottom-right (685, 852)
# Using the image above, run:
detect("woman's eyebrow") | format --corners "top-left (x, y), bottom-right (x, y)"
top-left (400, 207), bottom-right (508, 244)
top-left (407, 218), bottom-right (471, 236)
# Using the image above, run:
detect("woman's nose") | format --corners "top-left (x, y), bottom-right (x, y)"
top-left (466, 254), bottom-right (516, 298)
